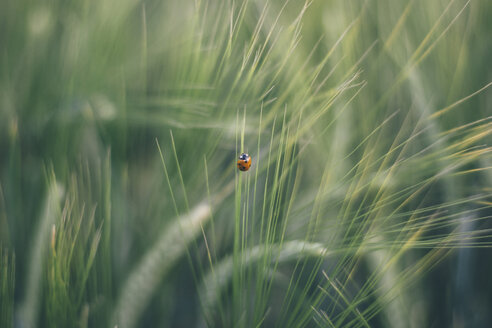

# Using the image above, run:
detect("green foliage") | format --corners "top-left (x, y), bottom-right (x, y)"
top-left (1, 0), bottom-right (491, 327)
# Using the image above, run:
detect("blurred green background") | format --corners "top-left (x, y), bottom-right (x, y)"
top-left (1, 0), bottom-right (491, 327)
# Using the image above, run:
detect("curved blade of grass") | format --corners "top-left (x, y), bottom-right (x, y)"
top-left (1, 247), bottom-right (15, 328)
top-left (199, 240), bottom-right (331, 325)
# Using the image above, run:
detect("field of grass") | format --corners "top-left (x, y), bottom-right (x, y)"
top-left (1, 0), bottom-right (492, 327)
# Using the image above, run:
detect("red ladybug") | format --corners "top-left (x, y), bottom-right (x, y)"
top-left (237, 153), bottom-right (252, 171)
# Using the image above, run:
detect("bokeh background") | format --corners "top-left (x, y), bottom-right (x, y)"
top-left (1, 0), bottom-right (491, 327)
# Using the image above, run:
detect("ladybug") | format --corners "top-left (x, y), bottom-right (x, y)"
top-left (237, 153), bottom-right (252, 171)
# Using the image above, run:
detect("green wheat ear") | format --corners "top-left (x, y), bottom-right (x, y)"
top-left (112, 202), bottom-right (212, 328)
top-left (112, 139), bottom-right (224, 328)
